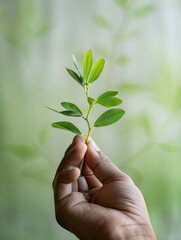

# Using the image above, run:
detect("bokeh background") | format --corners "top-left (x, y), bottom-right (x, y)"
top-left (0, 0), bottom-right (181, 239)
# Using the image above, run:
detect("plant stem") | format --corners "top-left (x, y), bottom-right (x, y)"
top-left (80, 84), bottom-right (95, 175)
top-left (85, 84), bottom-right (89, 99)
top-left (83, 84), bottom-right (94, 144)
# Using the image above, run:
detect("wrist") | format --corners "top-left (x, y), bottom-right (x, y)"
top-left (104, 224), bottom-right (156, 240)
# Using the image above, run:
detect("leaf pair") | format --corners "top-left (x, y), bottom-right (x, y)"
top-left (51, 108), bottom-right (125, 135)
top-left (48, 102), bottom-right (83, 135)
top-left (67, 49), bottom-right (105, 86)
top-left (87, 91), bottom-right (123, 108)
top-left (83, 50), bottom-right (105, 83)
top-left (96, 90), bottom-right (122, 107)
top-left (60, 102), bottom-right (82, 117)
top-left (94, 108), bottom-right (125, 127)
top-left (51, 121), bottom-right (81, 135)
top-left (47, 102), bottom-right (82, 117)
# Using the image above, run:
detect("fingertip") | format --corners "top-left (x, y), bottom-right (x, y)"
top-left (72, 135), bottom-right (86, 144)
top-left (66, 137), bottom-right (87, 156)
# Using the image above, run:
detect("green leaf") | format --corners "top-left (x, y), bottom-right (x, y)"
top-left (97, 90), bottom-right (119, 100)
top-left (134, 5), bottom-right (154, 18)
top-left (142, 116), bottom-right (152, 136)
top-left (88, 97), bottom-right (95, 105)
top-left (94, 108), bottom-right (125, 127)
top-left (116, 56), bottom-right (130, 65)
top-left (160, 143), bottom-right (181, 152)
top-left (21, 165), bottom-right (51, 185)
top-left (61, 102), bottom-right (82, 115)
top-left (66, 68), bottom-right (83, 86)
top-left (72, 54), bottom-right (83, 76)
top-left (7, 145), bottom-right (38, 159)
top-left (51, 121), bottom-right (81, 135)
top-left (33, 23), bottom-right (52, 37)
top-left (46, 107), bottom-right (60, 113)
top-left (39, 127), bottom-right (49, 145)
top-left (96, 91), bottom-right (122, 107)
top-left (115, 0), bottom-right (130, 8)
top-left (88, 58), bottom-right (105, 83)
top-left (60, 110), bottom-right (82, 117)
top-left (83, 49), bottom-right (92, 81)
top-left (97, 97), bottom-right (122, 107)
top-left (72, 54), bottom-right (79, 70)
top-left (119, 83), bottom-right (144, 94)
top-left (93, 15), bottom-right (111, 29)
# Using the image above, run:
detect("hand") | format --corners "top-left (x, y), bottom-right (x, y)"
top-left (53, 136), bottom-right (156, 240)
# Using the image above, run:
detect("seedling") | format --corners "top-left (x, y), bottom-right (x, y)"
top-left (48, 49), bottom-right (125, 144)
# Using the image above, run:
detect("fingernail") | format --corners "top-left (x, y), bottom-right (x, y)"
top-left (91, 140), bottom-right (100, 152)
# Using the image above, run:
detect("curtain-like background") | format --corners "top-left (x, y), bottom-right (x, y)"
top-left (0, 0), bottom-right (181, 239)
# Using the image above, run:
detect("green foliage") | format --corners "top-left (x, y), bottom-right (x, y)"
top-left (49, 50), bottom-right (125, 142)
top-left (7, 144), bottom-right (38, 159)
top-left (97, 97), bottom-right (122, 108)
top-left (1, 1), bottom-right (181, 239)
top-left (92, 0), bottom-right (155, 94)
top-left (115, 0), bottom-right (130, 9)
top-left (61, 102), bottom-right (83, 116)
top-left (118, 83), bottom-right (145, 95)
top-left (151, 67), bottom-right (181, 112)
top-left (51, 122), bottom-right (81, 135)
top-left (66, 68), bottom-right (83, 86)
top-left (21, 164), bottom-right (52, 185)
top-left (116, 55), bottom-right (130, 65)
top-left (94, 109), bottom-right (125, 127)
top-left (83, 50), bottom-right (92, 81)
top-left (88, 97), bottom-right (95, 105)
top-left (0, 0), bottom-right (52, 49)
top-left (96, 90), bottom-right (122, 108)
top-left (88, 58), bottom-right (105, 83)
top-left (134, 5), bottom-right (154, 18)
top-left (160, 143), bottom-right (181, 152)
top-left (97, 90), bottom-right (119, 98)
top-left (92, 15), bottom-right (112, 29)
top-left (141, 115), bottom-right (152, 136)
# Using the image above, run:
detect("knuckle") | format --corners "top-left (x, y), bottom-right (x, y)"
top-left (99, 151), bottom-right (110, 163)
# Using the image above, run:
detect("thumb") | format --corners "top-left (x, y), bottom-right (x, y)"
top-left (85, 140), bottom-right (128, 184)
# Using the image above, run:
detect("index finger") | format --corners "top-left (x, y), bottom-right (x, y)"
top-left (53, 136), bottom-right (87, 205)
top-left (53, 135), bottom-right (87, 187)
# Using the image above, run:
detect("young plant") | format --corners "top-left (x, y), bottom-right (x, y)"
top-left (48, 49), bottom-right (125, 144)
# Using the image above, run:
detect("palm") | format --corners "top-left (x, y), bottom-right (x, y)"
top-left (59, 171), bottom-right (148, 240)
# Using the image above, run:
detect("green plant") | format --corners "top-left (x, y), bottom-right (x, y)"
top-left (48, 49), bottom-right (125, 144)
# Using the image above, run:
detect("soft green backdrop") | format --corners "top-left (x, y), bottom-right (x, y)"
top-left (0, 0), bottom-right (181, 239)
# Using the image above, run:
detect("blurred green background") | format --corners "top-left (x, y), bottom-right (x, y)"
top-left (0, 0), bottom-right (181, 239)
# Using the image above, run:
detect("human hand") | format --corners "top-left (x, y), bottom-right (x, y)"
top-left (53, 136), bottom-right (156, 240)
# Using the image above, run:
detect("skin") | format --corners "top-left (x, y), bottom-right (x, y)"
top-left (52, 136), bottom-right (156, 240)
